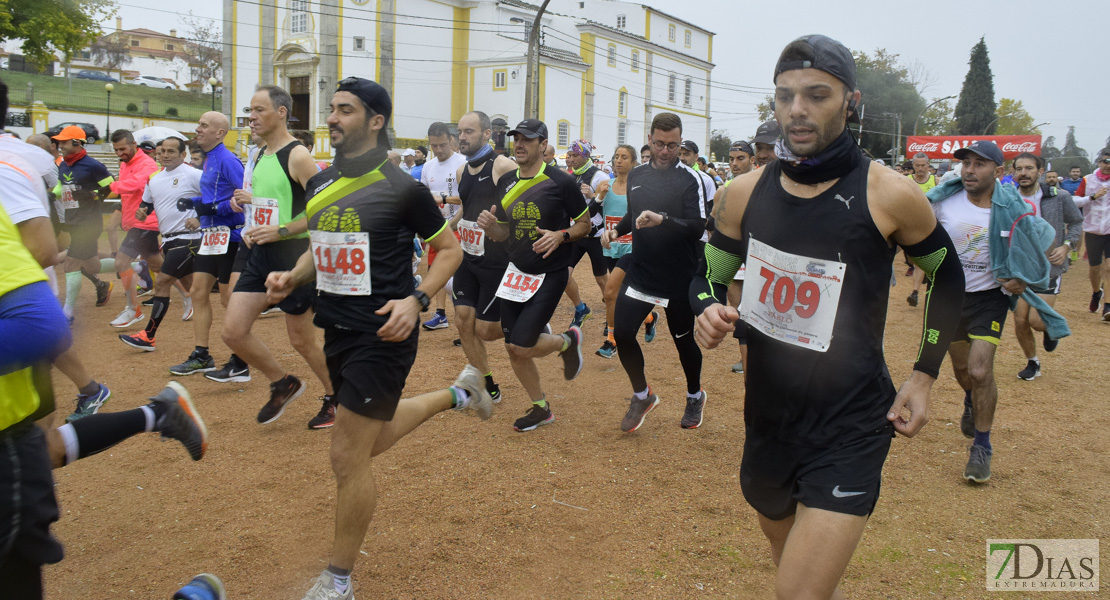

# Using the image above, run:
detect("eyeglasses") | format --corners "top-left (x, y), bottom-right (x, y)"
top-left (1100, 159), bottom-right (1110, 164)
top-left (651, 141), bottom-right (679, 151)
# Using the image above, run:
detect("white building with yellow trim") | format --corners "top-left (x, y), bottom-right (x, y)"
top-left (222, 0), bottom-right (713, 159)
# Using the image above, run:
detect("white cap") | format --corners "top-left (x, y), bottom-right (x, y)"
top-left (401, 148), bottom-right (416, 157)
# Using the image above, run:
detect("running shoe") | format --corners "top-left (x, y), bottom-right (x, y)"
top-left (906, 290), bottom-right (919, 307)
top-left (141, 297), bottom-right (155, 306)
top-left (173, 573), bottom-right (227, 600)
top-left (560, 326), bottom-right (583, 380)
top-left (964, 444), bottom-right (992, 483)
top-left (151, 381), bottom-right (208, 461)
top-left (422, 312), bottom-right (449, 330)
top-left (94, 280), bottom-right (113, 307)
top-left (169, 351), bottom-right (216, 376)
top-left (644, 311), bottom-right (658, 343)
top-left (513, 402), bottom-right (555, 432)
top-left (452, 364), bottom-right (493, 420)
top-left (257, 374), bottom-right (306, 424)
top-left (1017, 360), bottom-right (1041, 381)
top-left (1090, 288), bottom-right (1104, 313)
top-left (596, 340), bottom-right (617, 359)
top-left (307, 395), bottom-right (337, 429)
top-left (119, 330), bottom-right (156, 351)
top-left (302, 571), bottom-right (352, 600)
top-left (571, 303), bottom-right (592, 328)
top-left (110, 307), bottom-right (144, 328)
top-left (489, 382), bottom-right (501, 404)
top-left (135, 260), bottom-right (153, 291)
top-left (205, 358), bottom-right (251, 383)
top-left (260, 305), bottom-right (283, 317)
top-left (67, 383), bottom-right (111, 423)
top-left (138, 286), bottom-right (155, 299)
top-left (960, 403), bottom-right (974, 439)
top-left (620, 393), bottom-right (660, 433)
top-left (181, 297), bottom-right (194, 321)
top-left (452, 338), bottom-right (462, 347)
top-left (681, 390), bottom-right (707, 429)
top-left (730, 361), bottom-right (744, 374)
top-left (905, 265), bottom-right (915, 277)
top-left (1042, 332), bottom-right (1058, 352)
top-left (1103, 306), bottom-right (1110, 322)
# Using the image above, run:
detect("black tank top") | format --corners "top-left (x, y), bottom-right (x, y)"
top-left (458, 158), bottom-right (508, 267)
top-left (741, 160), bottom-right (896, 445)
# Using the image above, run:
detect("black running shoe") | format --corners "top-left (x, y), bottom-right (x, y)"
top-left (1090, 288), bottom-right (1104, 313)
top-left (1042, 332), bottom-right (1058, 352)
top-left (513, 402), bottom-right (555, 432)
top-left (620, 394), bottom-right (660, 433)
top-left (95, 280), bottom-right (113, 307)
top-left (205, 358), bottom-right (251, 383)
top-left (150, 381), bottom-right (208, 461)
top-left (680, 391), bottom-right (707, 429)
top-left (560, 326), bottom-right (583, 380)
top-left (307, 395), bottom-right (337, 429)
top-left (257, 375), bottom-right (306, 424)
top-left (488, 382), bottom-right (502, 404)
top-left (906, 290), bottom-right (919, 307)
top-left (169, 351), bottom-right (216, 376)
top-left (1017, 360), bottom-right (1041, 381)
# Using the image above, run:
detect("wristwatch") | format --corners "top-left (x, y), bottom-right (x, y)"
top-left (561, 230), bottom-right (570, 242)
top-left (1065, 240), bottom-right (1076, 251)
top-left (411, 290), bottom-right (431, 311)
top-left (278, 226), bottom-right (289, 239)
top-left (440, 192), bottom-right (447, 204)
top-left (658, 211), bottom-right (669, 223)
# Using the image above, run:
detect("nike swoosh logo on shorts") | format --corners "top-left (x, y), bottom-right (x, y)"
top-left (674, 330), bottom-right (690, 339)
top-left (831, 485), bottom-right (866, 498)
top-left (479, 176), bottom-right (490, 181)
top-left (631, 186), bottom-right (641, 191)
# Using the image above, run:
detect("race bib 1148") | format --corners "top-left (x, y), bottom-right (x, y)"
top-left (311, 230), bottom-right (371, 295)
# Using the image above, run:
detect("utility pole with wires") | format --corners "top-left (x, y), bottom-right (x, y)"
top-left (523, 0), bottom-right (551, 119)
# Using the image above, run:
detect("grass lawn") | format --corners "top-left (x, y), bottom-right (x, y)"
top-left (3, 70), bottom-right (216, 121)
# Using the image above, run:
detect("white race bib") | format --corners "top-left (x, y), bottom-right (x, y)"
top-left (733, 262), bottom-right (746, 281)
top-left (246, 197), bottom-right (279, 229)
top-left (198, 226), bottom-right (231, 255)
top-left (458, 219), bottom-right (486, 256)
top-left (495, 262), bottom-right (545, 303)
top-left (61, 184), bottom-right (79, 210)
top-left (739, 237), bottom-right (846, 352)
top-left (625, 285), bottom-right (669, 307)
top-left (311, 230), bottom-right (371, 295)
top-left (604, 215), bottom-right (632, 244)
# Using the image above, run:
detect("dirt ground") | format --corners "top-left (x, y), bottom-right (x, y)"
top-left (42, 260), bottom-right (1108, 599)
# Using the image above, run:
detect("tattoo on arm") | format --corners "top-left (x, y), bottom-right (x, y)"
top-left (712, 185), bottom-right (728, 221)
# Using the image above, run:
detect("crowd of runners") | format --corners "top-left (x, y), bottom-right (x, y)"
top-left (2, 32), bottom-right (1104, 600)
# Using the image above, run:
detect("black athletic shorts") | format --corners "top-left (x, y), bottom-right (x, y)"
top-left (160, 236), bottom-right (201, 280)
top-left (570, 236), bottom-right (607, 277)
top-left (451, 260), bottom-right (503, 322)
top-left (62, 217), bottom-right (102, 261)
top-left (1033, 275), bottom-right (1062, 296)
top-left (193, 240), bottom-right (240, 285)
top-left (234, 238), bottom-right (314, 315)
top-left (324, 326), bottom-right (418, 421)
top-left (1085, 233), bottom-right (1110, 266)
top-left (0, 425), bottom-right (64, 570)
top-left (740, 424), bottom-right (894, 521)
top-left (954, 288), bottom-right (1010, 345)
top-left (119, 228), bottom-right (160, 259)
top-left (500, 267), bottom-right (569, 348)
top-left (232, 241), bottom-right (252, 273)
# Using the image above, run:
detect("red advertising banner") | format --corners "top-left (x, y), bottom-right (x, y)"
top-left (905, 135), bottom-right (1042, 160)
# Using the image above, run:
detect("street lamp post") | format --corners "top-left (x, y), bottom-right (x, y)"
top-left (105, 83), bottom-right (114, 136)
top-left (913, 94), bottom-right (956, 135)
top-left (982, 116), bottom-right (1002, 135)
top-left (208, 77), bottom-right (218, 111)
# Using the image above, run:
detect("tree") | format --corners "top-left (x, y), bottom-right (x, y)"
top-left (755, 95), bottom-right (773, 122)
top-left (954, 37), bottom-right (997, 135)
top-left (852, 48), bottom-right (926, 161)
top-left (709, 129), bottom-right (731, 162)
top-left (0, 0), bottom-right (114, 68)
top-left (917, 98), bottom-right (956, 136)
top-left (1060, 126), bottom-right (1091, 174)
top-left (1041, 136), bottom-right (1062, 163)
top-left (90, 34), bottom-right (132, 79)
top-left (182, 12), bottom-right (223, 85)
top-left (994, 98), bottom-right (1039, 135)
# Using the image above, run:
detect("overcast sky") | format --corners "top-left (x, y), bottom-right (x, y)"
top-left (111, 0), bottom-right (1108, 153)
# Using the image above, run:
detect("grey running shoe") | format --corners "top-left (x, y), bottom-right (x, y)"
top-left (513, 402), bottom-right (555, 432)
top-left (1042, 332), bottom-right (1058, 352)
top-left (730, 361), bottom-right (744, 374)
top-left (452, 364), bottom-right (493, 420)
top-left (257, 375), bottom-right (306, 424)
top-left (560, 325), bottom-right (583, 380)
top-left (1017, 360), bottom-right (1041, 381)
top-left (151, 381), bottom-right (208, 461)
top-left (906, 290), bottom-right (919, 307)
top-left (960, 403), bottom-right (974, 439)
top-left (67, 383), bottom-right (111, 423)
top-left (964, 444), bottom-right (992, 483)
top-left (681, 390), bottom-right (707, 429)
top-left (620, 393), bottom-right (660, 433)
top-left (302, 571), bottom-right (353, 600)
top-left (169, 351), bottom-right (216, 376)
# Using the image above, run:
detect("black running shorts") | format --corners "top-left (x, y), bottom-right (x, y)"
top-left (740, 424), bottom-right (894, 521)
top-left (193, 241), bottom-right (240, 285)
top-left (1085, 233), bottom-right (1110, 266)
top-left (500, 267), bottom-right (568, 348)
top-left (62, 217), bottom-right (102, 261)
top-left (234, 238), bottom-right (314, 315)
top-left (451, 260), bottom-right (503, 322)
top-left (160, 237), bottom-right (200, 280)
top-left (119, 228), bottom-right (160, 259)
top-left (954, 288), bottom-right (1010, 345)
top-left (570, 236), bottom-right (607, 277)
top-left (324, 326), bottom-right (418, 421)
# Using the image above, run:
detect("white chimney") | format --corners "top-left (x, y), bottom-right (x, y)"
top-left (170, 29), bottom-right (177, 38)
top-left (116, 17), bottom-right (122, 31)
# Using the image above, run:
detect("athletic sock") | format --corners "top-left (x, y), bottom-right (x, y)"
top-left (64, 272), bottom-right (82, 316)
top-left (230, 353), bottom-right (248, 369)
top-left (99, 258), bottom-right (115, 273)
top-left (1029, 356), bottom-right (1039, 364)
top-left (78, 379), bottom-right (100, 397)
top-left (195, 346), bottom-right (210, 359)
top-left (145, 296), bottom-right (170, 336)
top-left (973, 429), bottom-right (991, 451)
top-left (644, 312), bottom-right (655, 325)
top-left (326, 565), bottom-right (351, 594)
top-left (120, 268), bottom-right (135, 309)
top-left (575, 302), bottom-right (586, 313)
top-left (607, 331), bottom-right (616, 344)
top-left (450, 386), bottom-right (471, 410)
top-left (633, 388), bottom-right (649, 401)
top-left (560, 333), bottom-right (570, 353)
top-left (65, 407), bottom-right (149, 461)
top-left (533, 395), bottom-right (547, 409)
top-left (687, 390), bottom-right (702, 400)
top-left (484, 372), bottom-right (498, 393)
top-left (963, 389), bottom-right (972, 410)
top-left (436, 308), bottom-right (446, 317)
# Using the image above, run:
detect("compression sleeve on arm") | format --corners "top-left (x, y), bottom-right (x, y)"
top-left (903, 223), bottom-right (965, 378)
top-left (689, 230), bottom-right (745, 316)
top-left (614, 211), bottom-right (633, 237)
top-left (193, 200), bottom-right (218, 217)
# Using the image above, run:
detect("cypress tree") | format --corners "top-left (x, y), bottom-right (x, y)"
top-left (954, 37), bottom-right (997, 135)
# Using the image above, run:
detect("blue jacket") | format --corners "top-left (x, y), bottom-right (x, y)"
top-left (193, 143), bottom-right (246, 242)
top-left (926, 177), bottom-right (1070, 340)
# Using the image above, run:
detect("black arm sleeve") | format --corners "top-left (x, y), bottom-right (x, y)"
top-left (902, 223), bottom-right (965, 378)
top-left (193, 200), bottom-right (217, 217)
top-left (614, 210), bottom-right (633, 237)
top-left (663, 174), bottom-right (707, 239)
top-left (689, 229), bottom-right (746, 316)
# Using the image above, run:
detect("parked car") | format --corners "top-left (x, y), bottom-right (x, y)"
top-left (75, 70), bottom-right (117, 83)
top-left (129, 75), bottom-right (174, 89)
top-left (47, 122), bottom-right (101, 144)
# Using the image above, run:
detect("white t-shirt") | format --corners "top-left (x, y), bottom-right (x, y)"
top-left (0, 135), bottom-right (54, 219)
top-left (694, 168), bottom-right (717, 243)
top-left (421, 152), bottom-right (467, 219)
top-left (143, 163), bottom-right (203, 239)
top-left (1019, 187), bottom-right (1043, 217)
top-left (933, 189), bottom-right (997, 292)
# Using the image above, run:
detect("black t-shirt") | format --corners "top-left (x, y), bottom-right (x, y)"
top-left (58, 153), bottom-right (113, 224)
top-left (493, 164), bottom-right (587, 274)
top-left (305, 147), bottom-right (448, 332)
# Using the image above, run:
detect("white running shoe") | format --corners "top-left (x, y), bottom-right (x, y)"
top-left (110, 307), bottom-right (144, 328)
top-left (302, 571), bottom-right (353, 600)
top-left (181, 297), bottom-right (194, 321)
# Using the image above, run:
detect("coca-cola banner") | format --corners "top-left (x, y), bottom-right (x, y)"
top-left (904, 135), bottom-right (1042, 160)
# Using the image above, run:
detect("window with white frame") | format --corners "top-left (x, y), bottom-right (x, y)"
top-left (607, 44), bottom-right (617, 67)
top-left (494, 70), bottom-right (507, 90)
top-left (291, 0), bottom-right (308, 33)
top-left (353, 36), bottom-right (365, 51)
top-left (617, 121), bottom-right (627, 145)
top-left (618, 90), bottom-right (627, 117)
top-left (684, 77), bottom-right (692, 105)
top-left (631, 50), bottom-right (639, 71)
top-left (684, 30), bottom-right (691, 48)
top-left (668, 73), bottom-right (676, 103)
top-left (668, 24), bottom-right (675, 42)
top-left (616, 15), bottom-right (626, 29)
top-left (557, 121), bottom-right (570, 148)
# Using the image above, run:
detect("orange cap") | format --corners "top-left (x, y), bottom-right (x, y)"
top-left (51, 125), bottom-right (87, 142)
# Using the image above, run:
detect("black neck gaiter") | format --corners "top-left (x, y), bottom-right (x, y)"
top-left (775, 128), bottom-right (862, 185)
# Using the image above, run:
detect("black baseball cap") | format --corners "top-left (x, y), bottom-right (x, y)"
top-left (730, 140), bottom-right (754, 155)
top-left (752, 120), bottom-right (781, 144)
top-left (953, 140), bottom-right (1004, 166)
top-left (508, 118), bottom-right (548, 139)
top-left (335, 77), bottom-right (393, 148)
top-left (774, 35), bottom-right (859, 123)
top-left (679, 140), bottom-right (699, 154)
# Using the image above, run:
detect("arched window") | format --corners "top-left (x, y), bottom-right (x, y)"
top-left (618, 88), bottom-right (628, 118)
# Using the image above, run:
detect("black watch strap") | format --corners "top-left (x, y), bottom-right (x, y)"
top-left (412, 290), bottom-right (431, 311)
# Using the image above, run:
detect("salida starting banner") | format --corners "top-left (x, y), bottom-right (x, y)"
top-left (905, 135), bottom-right (1042, 160)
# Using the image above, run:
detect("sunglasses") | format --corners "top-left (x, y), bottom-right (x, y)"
top-left (1100, 159), bottom-right (1110, 164)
